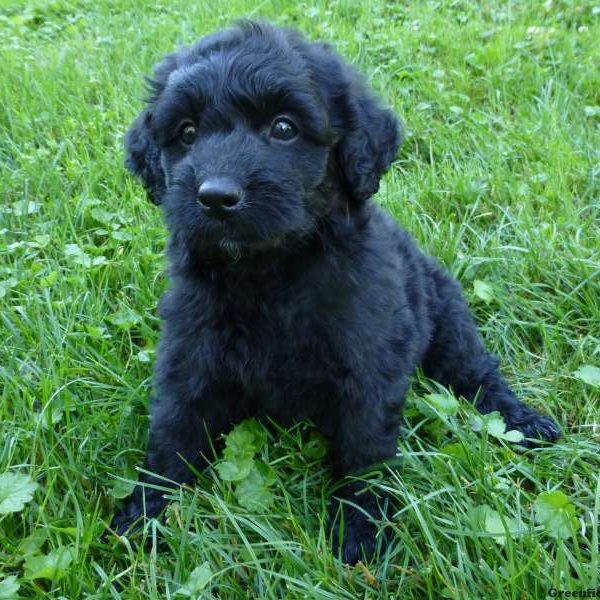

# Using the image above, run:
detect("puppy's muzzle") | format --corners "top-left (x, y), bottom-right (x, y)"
top-left (197, 177), bottom-right (244, 219)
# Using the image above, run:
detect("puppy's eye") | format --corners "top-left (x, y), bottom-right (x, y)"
top-left (269, 117), bottom-right (298, 142)
top-left (178, 121), bottom-right (197, 145)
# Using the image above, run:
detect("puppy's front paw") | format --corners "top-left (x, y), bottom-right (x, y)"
top-left (110, 488), bottom-right (167, 536)
top-left (111, 500), bottom-right (144, 536)
top-left (508, 411), bottom-right (561, 448)
top-left (330, 501), bottom-right (381, 565)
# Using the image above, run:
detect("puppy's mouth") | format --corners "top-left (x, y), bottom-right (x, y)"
top-left (216, 237), bottom-right (283, 261)
top-left (166, 184), bottom-right (318, 261)
top-left (194, 219), bottom-right (289, 261)
top-left (218, 238), bottom-right (244, 261)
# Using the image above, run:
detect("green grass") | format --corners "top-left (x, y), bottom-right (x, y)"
top-left (1, 0), bottom-right (599, 597)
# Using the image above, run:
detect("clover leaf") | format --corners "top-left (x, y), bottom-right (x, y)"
top-left (215, 420), bottom-right (275, 511)
top-left (0, 473), bottom-right (38, 514)
top-left (422, 393), bottom-right (459, 417)
top-left (24, 547), bottom-right (75, 581)
top-left (0, 576), bottom-right (20, 599)
top-left (533, 490), bottom-right (578, 539)
top-left (473, 279), bottom-right (495, 305)
top-left (175, 562), bottom-right (213, 596)
top-left (470, 411), bottom-right (524, 443)
top-left (473, 504), bottom-right (523, 545)
top-left (234, 464), bottom-right (274, 511)
top-left (573, 365), bottom-right (600, 388)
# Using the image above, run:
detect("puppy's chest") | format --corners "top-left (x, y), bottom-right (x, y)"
top-left (178, 278), bottom-right (333, 383)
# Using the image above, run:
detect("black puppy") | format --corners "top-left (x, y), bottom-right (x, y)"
top-left (113, 21), bottom-right (560, 563)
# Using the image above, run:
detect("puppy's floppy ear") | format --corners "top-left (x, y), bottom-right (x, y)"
top-left (336, 85), bottom-right (402, 203)
top-left (298, 37), bottom-right (402, 203)
top-left (124, 110), bottom-right (165, 205)
top-left (334, 76), bottom-right (403, 203)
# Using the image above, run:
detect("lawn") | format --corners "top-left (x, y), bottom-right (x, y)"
top-left (0, 0), bottom-right (599, 597)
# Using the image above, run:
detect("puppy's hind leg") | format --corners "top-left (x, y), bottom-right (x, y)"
top-left (421, 269), bottom-right (561, 447)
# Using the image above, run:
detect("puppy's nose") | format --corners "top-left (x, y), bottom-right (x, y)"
top-left (197, 178), bottom-right (242, 215)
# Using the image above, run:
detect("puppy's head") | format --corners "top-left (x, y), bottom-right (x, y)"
top-left (126, 21), bottom-right (402, 256)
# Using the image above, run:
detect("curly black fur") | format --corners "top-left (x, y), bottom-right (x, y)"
top-left (113, 21), bottom-right (560, 563)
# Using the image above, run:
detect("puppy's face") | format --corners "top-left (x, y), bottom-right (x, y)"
top-left (151, 39), bottom-right (332, 250)
top-left (126, 22), bottom-right (402, 255)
